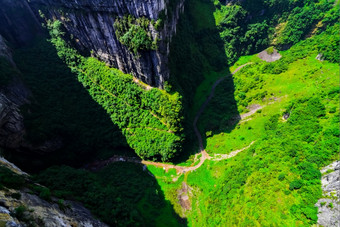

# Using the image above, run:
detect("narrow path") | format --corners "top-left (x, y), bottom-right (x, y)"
top-left (211, 141), bottom-right (256, 161)
top-left (193, 63), bottom-right (252, 154)
top-left (86, 63), bottom-right (253, 174)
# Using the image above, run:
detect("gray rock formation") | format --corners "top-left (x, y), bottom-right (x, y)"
top-left (258, 48), bottom-right (282, 62)
top-left (0, 159), bottom-right (108, 227)
top-left (28, 0), bottom-right (185, 87)
top-left (315, 160), bottom-right (340, 227)
top-left (0, 93), bottom-right (25, 149)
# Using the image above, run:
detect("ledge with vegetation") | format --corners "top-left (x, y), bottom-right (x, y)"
top-left (47, 19), bottom-right (184, 161)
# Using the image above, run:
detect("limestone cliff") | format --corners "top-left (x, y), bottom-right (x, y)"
top-left (28, 0), bottom-right (185, 87)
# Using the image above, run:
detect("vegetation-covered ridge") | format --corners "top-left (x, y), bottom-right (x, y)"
top-left (213, 0), bottom-right (339, 64)
top-left (47, 19), bottom-right (184, 161)
top-left (114, 15), bottom-right (160, 55)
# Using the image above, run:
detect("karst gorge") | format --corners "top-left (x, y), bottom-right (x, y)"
top-left (0, 0), bottom-right (339, 226)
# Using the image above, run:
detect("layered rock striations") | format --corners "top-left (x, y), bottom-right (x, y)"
top-left (29, 0), bottom-right (185, 87)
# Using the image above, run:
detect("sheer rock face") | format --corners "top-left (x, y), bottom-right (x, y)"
top-left (29, 0), bottom-right (185, 88)
top-left (315, 161), bottom-right (340, 227)
top-left (0, 36), bottom-right (27, 150)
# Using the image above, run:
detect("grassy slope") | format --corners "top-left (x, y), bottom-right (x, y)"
top-left (204, 50), bottom-right (338, 155)
top-left (148, 21), bottom-right (339, 227)
top-left (188, 33), bottom-right (339, 226)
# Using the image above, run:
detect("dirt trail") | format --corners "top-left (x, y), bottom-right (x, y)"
top-left (86, 63), bottom-right (254, 174)
top-left (211, 141), bottom-right (256, 161)
top-left (193, 63), bottom-right (252, 153)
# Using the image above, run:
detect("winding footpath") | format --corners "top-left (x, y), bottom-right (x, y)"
top-left (87, 63), bottom-right (254, 174)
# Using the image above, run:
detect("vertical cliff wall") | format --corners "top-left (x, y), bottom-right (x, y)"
top-left (28, 0), bottom-right (185, 88)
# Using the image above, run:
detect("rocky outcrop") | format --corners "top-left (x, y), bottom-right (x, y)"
top-left (315, 160), bottom-right (340, 227)
top-left (0, 191), bottom-right (109, 227)
top-left (28, 0), bottom-right (185, 88)
top-left (0, 94), bottom-right (25, 149)
top-left (0, 159), bottom-right (108, 227)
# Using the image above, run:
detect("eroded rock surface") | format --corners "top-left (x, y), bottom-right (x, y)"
top-left (0, 93), bottom-right (25, 149)
top-left (315, 160), bottom-right (340, 227)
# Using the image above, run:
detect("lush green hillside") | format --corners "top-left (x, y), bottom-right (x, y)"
top-left (213, 0), bottom-right (339, 64)
top-left (150, 35), bottom-right (339, 227)
top-left (145, 0), bottom-right (339, 226)
top-left (189, 28), bottom-right (339, 226)
top-left (46, 19), bottom-right (184, 161)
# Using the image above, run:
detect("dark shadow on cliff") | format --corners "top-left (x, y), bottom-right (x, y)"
top-left (169, 0), bottom-right (240, 163)
top-left (2, 36), bottom-right (134, 173)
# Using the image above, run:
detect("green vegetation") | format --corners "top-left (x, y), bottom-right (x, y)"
top-left (266, 46), bottom-right (274, 55)
top-left (187, 25), bottom-right (339, 226)
top-left (0, 166), bottom-right (25, 189)
top-left (213, 0), bottom-right (338, 64)
top-left (145, 1), bottom-right (339, 225)
top-left (35, 163), bottom-right (185, 226)
top-left (46, 19), bottom-right (183, 161)
top-left (114, 15), bottom-right (159, 54)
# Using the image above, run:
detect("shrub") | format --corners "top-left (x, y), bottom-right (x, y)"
top-left (266, 46), bottom-right (274, 55)
top-left (114, 15), bottom-right (159, 54)
top-left (0, 167), bottom-right (25, 189)
top-left (289, 179), bottom-right (303, 190)
top-left (39, 188), bottom-right (51, 201)
top-left (278, 173), bottom-right (285, 181)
